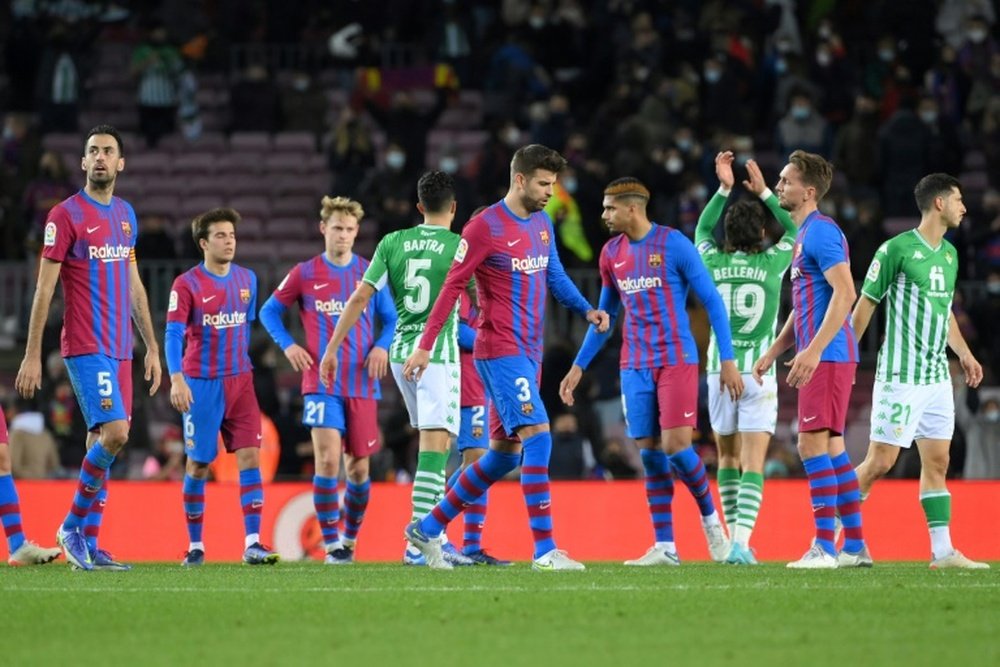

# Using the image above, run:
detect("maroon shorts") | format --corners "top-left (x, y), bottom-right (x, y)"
top-left (797, 361), bottom-right (857, 435)
top-left (219, 372), bottom-right (262, 453)
top-left (343, 397), bottom-right (381, 458)
top-left (0, 409), bottom-right (7, 443)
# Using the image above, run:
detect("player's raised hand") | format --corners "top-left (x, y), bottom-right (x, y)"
top-left (586, 309), bottom-right (610, 333)
top-left (719, 359), bottom-right (744, 401)
top-left (145, 349), bottom-right (162, 396)
top-left (366, 346), bottom-right (389, 379)
top-left (14, 355), bottom-right (42, 399)
top-left (169, 373), bottom-right (193, 413)
top-left (742, 159), bottom-right (767, 196)
top-left (785, 346), bottom-right (821, 388)
top-left (283, 343), bottom-right (314, 373)
top-left (319, 346), bottom-right (339, 387)
top-left (559, 364), bottom-right (584, 406)
top-left (402, 348), bottom-right (430, 382)
top-left (715, 151), bottom-right (735, 190)
top-left (960, 351), bottom-right (984, 388)
top-left (751, 352), bottom-right (774, 385)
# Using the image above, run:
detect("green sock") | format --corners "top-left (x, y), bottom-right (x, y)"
top-left (920, 490), bottom-right (953, 559)
top-left (717, 467), bottom-right (741, 530)
top-left (411, 451), bottom-right (448, 522)
top-left (733, 471), bottom-right (764, 547)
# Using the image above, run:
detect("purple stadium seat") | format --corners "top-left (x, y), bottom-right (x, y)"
top-left (124, 152), bottom-right (171, 175)
top-left (227, 195), bottom-right (271, 219)
top-left (143, 177), bottom-right (186, 198)
top-left (143, 195), bottom-right (182, 216)
top-left (271, 195), bottom-right (317, 219)
top-left (229, 174), bottom-right (271, 197)
top-left (216, 152), bottom-right (263, 175)
top-left (189, 175), bottom-right (236, 197)
top-left (237, 239), bottom-right (274, 262)
top-left (229, 132), bottom-right (271, 152)
top-left (180, 195), bottom-right (226, 218)
top-left (177, 152), bottom-right (217, 175)
top-left (43, 133), bottom-right (83, 154)
top-left (274, 132), bottom-right (317, 152)
top-left (266, 217), bottom-right (314, 239)
top-left (265, 152), bottom-right (309, 173)
top-left (237, 216), bottom-right (264, 239)
top-left (883, 217), bottom-right (919, 235)
top-left (271, 173), bottom-right (328, 198)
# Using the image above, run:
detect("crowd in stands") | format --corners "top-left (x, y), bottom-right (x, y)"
top-left (1, 0), bottom-right (999, 481)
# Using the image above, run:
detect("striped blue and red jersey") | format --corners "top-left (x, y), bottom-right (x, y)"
top-left (41, 190), bottom-right (138, 360)
top-left (166, 263), bottom-right (257, 378)
top-left (790, 211), bottom-right (858, 362)
top-left (458, 291), bottom-right (485, 406)
top-left (597, 224), bottom-right (734, 369)
top-left (263, 253), bottom-right (395, 398)
top-left (421, 201), bottom-right (592, 363)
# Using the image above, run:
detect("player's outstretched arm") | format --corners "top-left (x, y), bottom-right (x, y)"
top-left (321, 282), bottom-right (376, 385)
top-left (948, 314), bottom-right (983, 388)
top-left (129, 261), bottom-right (162, 395)
top-left (15, 258), bottom-right (61, 399)
top-left (744, 159), bottom-right (796, 238)
top-left (694, 151), bottom-right (734, 250)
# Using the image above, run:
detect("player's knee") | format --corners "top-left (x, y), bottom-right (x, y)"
top-left (866, 452), bottom-right (895, 479)
top-left (923, 453), bottom-right (950, 481)
top-left (186, 459), bottom-right (210, 478)
top-left (462, 448), bottom-right (485, 466)
top-left (0, 447), bottom-right (11, 475)
top-left (101, 422), bottom-right (129, 450)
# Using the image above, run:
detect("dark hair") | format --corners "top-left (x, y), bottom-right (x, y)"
top-left (788, 149), bottom-right (833, 200)
top-left (417, 170), bottom-right (455, 214)
top-left (192, 207), bottom-right (240, 250)
top-left (723, 200), bottom-right (766, 253)
top-left (603, 176), bottom-right (651, 208)
top-left (511, 144), bottom-right (567, 179)
top-left (914, 173), bottom-right (962, 213)
top-left (85, 125), bottom-right (125, 156)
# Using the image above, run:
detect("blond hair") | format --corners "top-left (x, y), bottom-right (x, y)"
top-left (320, 196), bottom-right (364, 222)
top-left (788, 150), bottom-right (833, 201)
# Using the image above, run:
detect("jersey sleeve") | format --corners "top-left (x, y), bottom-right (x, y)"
top-left (125, 202), bottom-right (139, 262)
top-left (40, 205), bottom-right (75, 263)
top-left (807, 221), bottom-right (850, 273)
top-left (860, 240), bottom-right (897, 303)
top-left (544, 215), bottom-right (592, 317)
top-left (372, 285), bottom-right (397, 350)
top-left (166, 275), bottom-right (192, 326)
top-left (694, 191), bottom-right (727, 253)
top-left (362, 238), bottom-right (391, 290)
top-left (598, 243), bottom-right (614, 287)
top-left (271, 264), bottom-right (304, 306)
top-left (573, 285), bottom-right (621, 369)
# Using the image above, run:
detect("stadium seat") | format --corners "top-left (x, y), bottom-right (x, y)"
top-left (271, 196), bottom-right (317, 219)
top-left (216, 152), bottom-right (264, 175)
top-left (274, 131), bottom-right (317, 152)
top-left (123, 152), bottom-right (171, 176)
top-left (229, 132), bottom-right (271, 152)
top-left (179, 152), bottom-right (218, 175)
top-left (883, 216), bottom-right (919, 235)
top-left (271, 173), bottom-right (328, 198)
top-left (265, 153), bottom-right (311, 173)
top-left (227, 195), bottom-right (271, 219)
top-left (237, 216), bottom-right (264, 239)
top-left (180, 195), bottom-right (226, 218)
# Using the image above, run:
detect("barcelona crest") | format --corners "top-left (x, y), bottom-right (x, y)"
top-left (101, 397), bottom-right (113, 411)
top-left (471, 426), bottom-right (483, 439)
top-left (121, 220), bottom-right (132, 237)
top-left (540, 230), bottom-right (550, 245)
top-left (521, 402), bottom-right (534, 415)
top-left (240, 288), bottom-right (251, 303)
top-left (648, 253), bottom-right (662, 268)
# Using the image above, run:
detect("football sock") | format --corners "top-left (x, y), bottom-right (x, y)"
top-left (343, 479), bottom-right (370, 544)
top-left (63, 443), bottom-right (114, 530)
top-left (411, 450), bottom-right (448, 522)
top-left (312, 475), bottom-right (340, 549)
top-left (0, 474), bottom-right (25, 554)
top-left (802, 454), bottom-right (837, 555)
top-left (422, 449), bottom-right (518, 538)
top-left (669, 445), bottom-right (717, 517)
top-left (83, 483), bottom-right (108, 552)
top-left (640, 449), bottom-right (675, 543)
top-left (717, 466), bottom-right (740, 531)
top-left (520, 431), bottom-right (556, 559)
top-left (831, 451), bottom-right (865, 553)
top-left (183, 474), bottom-right (206, 548)
top-left (239, 468), bottom-right (264, 543)
top-left (733, 471), bottom-right (764, 547)
top-left (921, 490), bottom-right (953, 560)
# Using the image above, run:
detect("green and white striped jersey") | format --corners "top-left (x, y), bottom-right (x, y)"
top-left (695, 192), bottom-right (796, 374)
top-left (362, 224), bottom-right (460, 364)
top-left (860, 229), bottom-right (958, 385)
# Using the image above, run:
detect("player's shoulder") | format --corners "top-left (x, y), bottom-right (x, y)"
top-left (232, 262), bottom-right (257, 280)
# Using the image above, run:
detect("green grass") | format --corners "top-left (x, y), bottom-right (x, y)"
top-left (4, 562), bottom-right (999, 667)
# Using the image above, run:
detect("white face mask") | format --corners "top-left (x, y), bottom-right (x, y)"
top-left (969, 29), bottom-right (987, 44)
top-left (665, 157), bottom-right (684, 174)
top-left (984, 409), bottom-right (1000, 422)
top-left (561, 177), bottom-right (578, 194)
top-left (439, 157), bottom-right (459, 174)
top-left (386, 152), bottom-right (405, 169)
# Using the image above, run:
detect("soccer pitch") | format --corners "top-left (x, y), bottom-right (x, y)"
top-left (4, 562), bottom-right (998, 666)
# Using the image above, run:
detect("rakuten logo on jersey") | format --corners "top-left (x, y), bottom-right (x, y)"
top-left (511, 255), bottom-right (548, 274)
top-left (88, 244), bottom-right (131, 262)
top-left (315, 299), bottom-right (347, 315)
top-left (616, 275), bottom-right (663, 294)
top-left (202, 311), bottom-right (247, 329)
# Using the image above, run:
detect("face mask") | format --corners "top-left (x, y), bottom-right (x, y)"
top-left (842, 204), bottom-right (858, 220)
top-left (386, 152), bottom-right (405, 169)
top-left (704, 68), bottom-right (722, 84)
top-left (919, 110), bottom-right (938, 124)
top-left (292, 78), bottom-right (309, 92)
top-left (562, 177), bottom-right (578, 194)
top-left (878, 49), bottom-right (895, 62)
top-left (735, 152), bottom-right (752, 166)
top-left (818, 25), bottom-right (833, 40)
top-left (816, 51), bottom-right (832, 67)
top-left (969, 29), bottom-right (987, 44)
top-left (988, 282), bottom-right (1000, 295)
top-left (529, 16), bottom-right (546, 29)
top-left (791, 105), bottom-right (811, 120)
top-left (774, 58), bottom-right (787, 74)
top-left (984, 409), bottom-right (1000, 422)
top-left (691, 185), bottom-right (708, 200)
top-left (1, 125), bottom-right (13, 140)
top-left (676, 137), bottom-right (693, 152)
top-left (503, 128), bottom-right (520, 147)
top-left (439, 157), bottom-right (459, 174)
top-left (665, 157), bottom-right (684, 174)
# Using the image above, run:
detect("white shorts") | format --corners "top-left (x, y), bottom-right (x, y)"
top-left (869, 379), bottom-right (954, 448)
top-left (708, 373), bottom-right (778, 436)
top-left (391, 362), bottom-right (460, 436)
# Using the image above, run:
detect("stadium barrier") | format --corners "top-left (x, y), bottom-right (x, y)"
top-left (13, 480), bottom-right (1000, 562)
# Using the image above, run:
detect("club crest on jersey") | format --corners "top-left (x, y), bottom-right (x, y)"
top-left (121, 220), bottom-right (132, 237)
top-left (44, 222), bottom-right (57, 246)
top-left (944, 251), bottom-right (953, 264)
top-left (240, 288), bottom-right (251, 303)
top-left (540, 229), bottom-right (550, 245)
top-left (100, 397), bottom-right (113, 411)
top-left (521, 402), bottom-right (534, 415)
top-left (648, 253), bottom-right (662, 268)
top-left (471, 426), bottom-right (483, 439)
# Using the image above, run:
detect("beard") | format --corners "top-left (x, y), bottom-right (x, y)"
top-left (520, 192), bottom-right (548, 213)
top-left (88, 169), bottom-right (116, 191)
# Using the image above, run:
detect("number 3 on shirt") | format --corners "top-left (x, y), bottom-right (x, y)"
top-left (514, 377), bottom-right (531, 402)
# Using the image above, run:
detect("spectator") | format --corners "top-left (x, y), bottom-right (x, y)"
top-left (6, 397), bottom-right (61, 479)
top-left (21, 151), bottom-right (76, 255)
top-left (970, 269), bottom-right (1000, 381)
top-left (363, 88), bottom-right (448, 171)
top-left (963, 397), bottom-right (1000, 479)
top-left (879, 96), bottom-right (930, 216)
top-left (436, 144), bottom-right (476, 227)
top-left (844, 198), bottom-right (887, 282)
top-left (600, 437), bottom-right (640, 480)
top-left (982, 98), bottom-right (1000, 189)
top-left (326, 109), bottom-right (376, 196)
top-left (131, 24), bottom-right (183, 147)
top-left (833, 93), bottom-right (881, 198)
top-left (543, 165), bottom-right (593, 267)
top-left (229, 65), bottom-right (281, 133)
top-left (918, 96), bottom-right (963, 176)
top-left (34, 24), bottom-right (82, 134)
top-left (357, 141), bottom-right (418, 236)
top-left (141, 425), bottom-right (185, 481)
top-left (776, 89), bottom-right (831, 158)
top-left (548, 412), bottom-right (595, 480)
top-left (43, 350), bottom-right (88, 470)
top-left (280, 71), bottom-right (329, 144)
